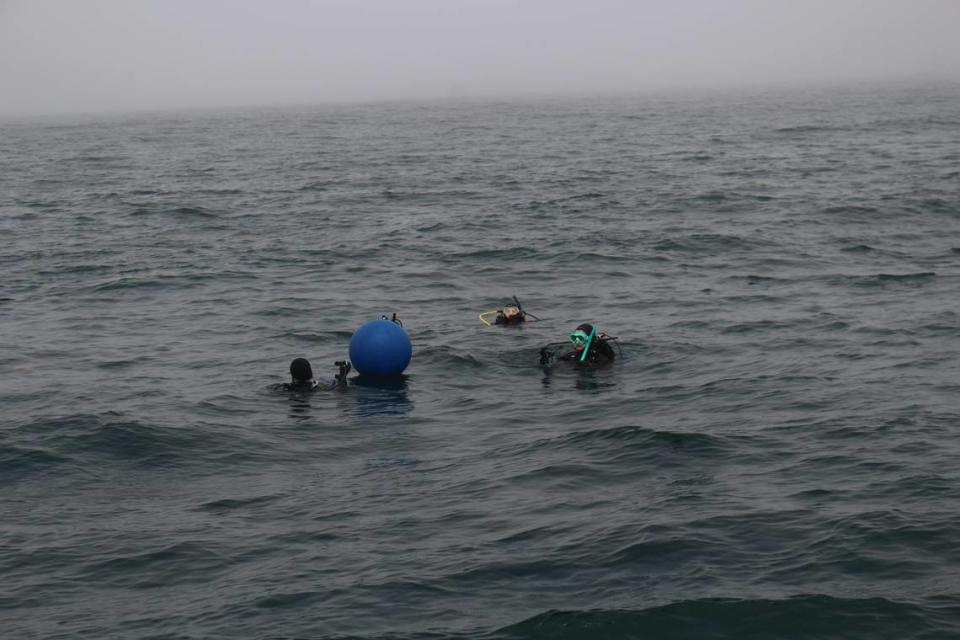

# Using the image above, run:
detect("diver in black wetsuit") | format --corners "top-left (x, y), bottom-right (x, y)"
top-left (494, 303), bottom-right (525, 325)
top-left (490, 296), bottom-right (541, 325)
top-left (540, 323), bottom-right (617, 367)
top-left (282, 358), bottom-right (351, 391)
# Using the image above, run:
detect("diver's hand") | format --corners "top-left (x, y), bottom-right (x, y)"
top-left (335, 360), bottom-right (351, 385)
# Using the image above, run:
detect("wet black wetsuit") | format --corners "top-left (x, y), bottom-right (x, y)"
top-left (559, 337), bottom-right (616, 366)
top-left (282, 379), bottom-right (335, 392)
top-left (494, 312), bottom-right (526, 325)
top-left (538, 334), bottom-right (617, 368)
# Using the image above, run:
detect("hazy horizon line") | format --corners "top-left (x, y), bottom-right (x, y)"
top-left (2, 73), bottom-right (957, 124)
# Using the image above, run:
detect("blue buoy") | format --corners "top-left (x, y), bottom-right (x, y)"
top-left (349, 319), bottom-right (412, 377)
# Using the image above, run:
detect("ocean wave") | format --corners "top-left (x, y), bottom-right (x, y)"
top-left (88, 274), bottom-right (211, 292)
top-left (81, 541), bottom-right (229, 588)
top-left (12, 413), bottom-right (244, 470)
top-left (130, 204), bottom-right (219, 218)
top-left (742, 274), bottom-right (793, 285)
top-left (822, 205), bottom-right (881, 216)
top-left (65, 154), bottom-right (128, 164)
top-left (0, 445), bottom-right (76, 483)
top-left (198, 493), bottom-right (283, 513)
top-left (504, 425), bottom-right (731, 465)
top-left (416, 345), bottom-right (485, 370)
top-left (450, 247), bottom-right (542, 260)
top-left (654, 234), bottom-right (772, 253)
top-left (493, 595), bottom-right (958, 640)
top-left (774, 124), bottom-right (844, 133)
top-left (841, 244), bottom-right (876, 253)
top-left (720, 319), bottom-right (799, 334)
top-left (843, 272), bottom-right (937, 288)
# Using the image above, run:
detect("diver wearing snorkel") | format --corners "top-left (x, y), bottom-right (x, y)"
top-left (479, 296), bottom-right (540, 326)
top-left (282, 358), bottom-right (351, 391)
top-left (495, 303), bottom-right (525, 325)
top-left (540, 323), bottom-right (617, 367)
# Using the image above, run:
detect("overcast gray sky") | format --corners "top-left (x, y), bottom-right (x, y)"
top-left (1, 0), bottom-right (958, 116)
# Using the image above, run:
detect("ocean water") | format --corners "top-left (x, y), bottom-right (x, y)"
top-left (2, 82), bottom-right (959, 639)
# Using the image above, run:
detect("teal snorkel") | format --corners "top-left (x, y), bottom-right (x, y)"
top-left (580, 325), bottom-right (596, 363)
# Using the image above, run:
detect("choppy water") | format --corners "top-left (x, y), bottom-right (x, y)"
top-left (2, 82), bottom-right (960, 639)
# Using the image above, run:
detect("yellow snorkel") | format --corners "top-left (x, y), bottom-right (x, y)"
top-left (478, 310), bottom-right (499, 326)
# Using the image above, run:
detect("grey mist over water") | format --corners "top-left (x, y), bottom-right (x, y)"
top-left (1, 0), bottom-right (959, 117)
top-left (2, 82), bottom-right (960, 639)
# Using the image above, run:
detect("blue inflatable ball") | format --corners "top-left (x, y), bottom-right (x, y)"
top-left (349, 320), bottom-right (412, 376)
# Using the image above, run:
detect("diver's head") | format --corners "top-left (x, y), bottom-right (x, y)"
top-left (570, 323), bottom-right (594, 352)
top-left (502, 304), bottom-right (521, 320)
top-left (290, 358), bottom-right (314, 382)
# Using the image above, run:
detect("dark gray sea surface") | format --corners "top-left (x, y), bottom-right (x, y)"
top-left (2, 82), bottom-right (960, 639)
